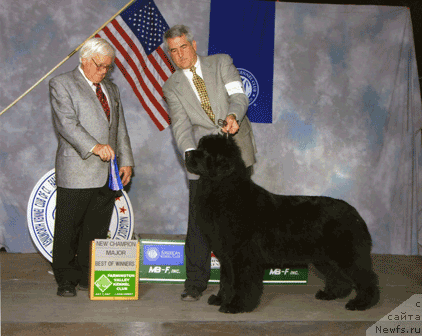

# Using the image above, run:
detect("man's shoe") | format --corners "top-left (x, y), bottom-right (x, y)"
top-left (57, 281), bottom-right (76, 297)
top-left (181, 287), bottom-right (202, 301)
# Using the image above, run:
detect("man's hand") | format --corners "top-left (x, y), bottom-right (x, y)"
top-left (93, 144), bottom-right (115, 162)
top-left (222, 114), bottom-right (239, 134)
top-left (119, 166), bottom-right (133, 186)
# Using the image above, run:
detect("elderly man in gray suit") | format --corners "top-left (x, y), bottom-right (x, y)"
top-left (162, 25), bottom-right (257, 301)
top-left (49, 38), bottom-right (134, 297)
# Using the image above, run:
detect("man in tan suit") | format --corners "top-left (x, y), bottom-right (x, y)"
top-left (162, 25), bottom-right (256, 301)
top-left (49, 38), bottom-right (134, 297)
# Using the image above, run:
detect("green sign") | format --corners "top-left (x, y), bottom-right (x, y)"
top-left (92, 271), bottom-right (137, 297)
top-left (139, 239), bottom-right (307, 284)
top-left (90, 239), bottom-right (140, 300)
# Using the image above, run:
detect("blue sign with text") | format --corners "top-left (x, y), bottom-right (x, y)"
top-left (143, 244), bottom-right (184, 266)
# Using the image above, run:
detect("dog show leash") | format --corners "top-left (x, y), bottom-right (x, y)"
top-left (218, 119), bottom-right (236, 138)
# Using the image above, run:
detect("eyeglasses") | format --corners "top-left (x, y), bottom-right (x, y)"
top-left (91, 58), bottom-right (113, 72)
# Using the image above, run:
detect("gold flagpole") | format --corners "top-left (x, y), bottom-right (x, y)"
top-left (0, 0), bottom-right (136, 117)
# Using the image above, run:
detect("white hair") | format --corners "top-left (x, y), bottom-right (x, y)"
top-left (79, 38), bottom-right (115, 63)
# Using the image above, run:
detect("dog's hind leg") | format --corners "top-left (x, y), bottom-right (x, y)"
top-left (342, 257), bottom-right (379, 311)
top-left (313, 262), bottom-right (353, 301)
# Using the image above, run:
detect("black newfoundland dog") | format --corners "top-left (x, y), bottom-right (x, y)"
top-left (185, 134), bottom-right (379, 314)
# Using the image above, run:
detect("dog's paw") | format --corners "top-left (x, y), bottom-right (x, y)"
top-left (345, 299), bottom-right (369, 311)
top-left (345, 297), bottom-right (377, 311)
top-left (315, 289), bottom-right (337, 301)
top-left (218, 304), bottom-right (246, 314)
top-left (208, 294), bottom-right (222, 306)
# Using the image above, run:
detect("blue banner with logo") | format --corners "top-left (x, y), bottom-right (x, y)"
top-left (208, 0), bottom-right (275, 123)
top-left (143, 244), bottom-right (184, 266)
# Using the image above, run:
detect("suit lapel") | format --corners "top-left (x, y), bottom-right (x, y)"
top-left (173, 59), bottom-right (217, 125)
top-left (72, 68), bottom-right (111, 124)
top-left (174, 70), bottom-right (203, 111)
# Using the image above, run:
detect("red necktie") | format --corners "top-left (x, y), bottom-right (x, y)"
top-left (93, 83), bottom-right (110, 121)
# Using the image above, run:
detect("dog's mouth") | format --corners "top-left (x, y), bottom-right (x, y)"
top-left (185, 150), bottom-right (202, 175)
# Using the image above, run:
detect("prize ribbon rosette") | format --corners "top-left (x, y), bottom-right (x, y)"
top-left (109, 155), bottom-right (123, 191)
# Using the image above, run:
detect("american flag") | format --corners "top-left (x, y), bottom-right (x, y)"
top-left (96, 0), bottom-right (175, 131)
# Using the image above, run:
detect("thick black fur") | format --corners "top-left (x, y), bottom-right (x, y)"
top-left (186, 134), bottom-right (379, 314)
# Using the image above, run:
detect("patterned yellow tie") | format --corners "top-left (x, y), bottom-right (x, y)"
top-left (190, 66), bottom-right (215, 123)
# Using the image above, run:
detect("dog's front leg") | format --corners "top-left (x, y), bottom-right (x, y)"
top-left (208, 257), bottom-right (234, 306)
top-left (218, 255), bottom-right (265, 314)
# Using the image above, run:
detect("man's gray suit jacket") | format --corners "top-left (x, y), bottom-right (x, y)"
top-left (49, 67), bottom-right (134, 189)
top-left (162, 54), bottom-right (256, 178)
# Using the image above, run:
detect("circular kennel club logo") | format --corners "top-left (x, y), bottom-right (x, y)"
top-left (238, 68), bottom-right (259, 105)
top-left (145, 246), bottom-right (160, 262)
top-left (27, 169), bottom-right (134, 262)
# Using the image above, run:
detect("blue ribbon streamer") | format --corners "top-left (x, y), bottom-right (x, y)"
top-left (109, 155), bottom-right (123, 191)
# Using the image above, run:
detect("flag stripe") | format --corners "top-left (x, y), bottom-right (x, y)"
top-left (113, 16), bottom-right (171, 82)
top-left (114, 57), bottom-right (166, 130)
top-left (99, 24), bottom-right (171, 126)
top-left (115, 16), bottom-right (173, 81)
top-left (96, 28), bottom-right (170, 129)
top-left (111, 19), bottom-right (163, 96)
top-left (154, 47), bottom-right (175, 75)
top-left (93, 0), bottom-right (174, 131)
top-left (110, 17), bottom-right (172, 123)
top-left (96, 30), bottom-right (166, 130)
top-left (147, 52), bottom-right (169, 82)
top-left (113, 16), bottom-right (173, 85)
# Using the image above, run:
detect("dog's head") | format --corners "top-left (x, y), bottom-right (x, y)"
top-left (186, 134), bottom-right (246, 180)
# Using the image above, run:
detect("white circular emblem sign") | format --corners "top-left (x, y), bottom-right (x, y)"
top-left (27, 169), bottom-right (134, 262)
top-left (145, 246), bottom-right (160, 262)
top-left (238, 68), bottom-right (259, 105)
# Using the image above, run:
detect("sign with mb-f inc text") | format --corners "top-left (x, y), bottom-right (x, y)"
top-left (139, 239), bottom-right (308, 284)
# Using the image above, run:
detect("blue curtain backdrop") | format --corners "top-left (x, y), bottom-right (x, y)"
top-left (0, 0), bottom-right (421, 255)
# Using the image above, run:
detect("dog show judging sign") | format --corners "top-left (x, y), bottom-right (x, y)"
top-left (90, 239), bottom-right (140, 300)
top-left (139, 239), bottom-right (308, 284)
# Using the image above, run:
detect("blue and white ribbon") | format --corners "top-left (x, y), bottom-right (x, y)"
top-left (109, 155), bottom-right (123, 191)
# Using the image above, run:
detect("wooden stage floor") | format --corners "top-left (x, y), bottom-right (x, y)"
top-left (2, 252), bottom-right (422, 335)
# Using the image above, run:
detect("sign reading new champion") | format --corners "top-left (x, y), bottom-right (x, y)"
top-left (98, 240), bottom-right (137, 259)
